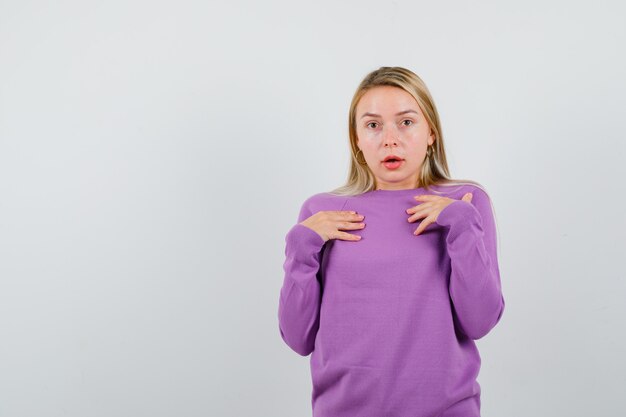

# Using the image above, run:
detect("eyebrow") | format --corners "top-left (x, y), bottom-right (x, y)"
top-left (360, 109), bottom-right (419, 119)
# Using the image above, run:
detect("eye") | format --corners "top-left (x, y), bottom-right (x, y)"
top-left (402, 119), bottom-right (413, 126)
top-left (367, 122), bottom-right (378, 129)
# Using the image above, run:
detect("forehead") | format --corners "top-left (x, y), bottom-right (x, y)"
top-left (357, 86), bottom-right (420, 115)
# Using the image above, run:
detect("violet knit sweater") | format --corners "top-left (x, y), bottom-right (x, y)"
top-left (278, 183), bottom-right (505, 417)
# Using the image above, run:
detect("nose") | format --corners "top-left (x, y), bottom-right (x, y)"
top-left (383, 127), bottom-right (398, 148)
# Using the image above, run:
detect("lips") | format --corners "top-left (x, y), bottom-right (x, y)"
top-left (382, 155), bottom-right (404, 163)
top-left (382, 158), bottom-right (404, 170)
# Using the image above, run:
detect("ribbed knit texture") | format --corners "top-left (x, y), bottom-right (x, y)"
top-left (278, 184), bottom-right (505, 417)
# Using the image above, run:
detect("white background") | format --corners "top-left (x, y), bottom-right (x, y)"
top-left (1, 0), bottom-right (625, 416)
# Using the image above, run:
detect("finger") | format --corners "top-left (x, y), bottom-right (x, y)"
top-left (413, 195), bottom-right (438, 201)
top-left (336, 231), bottom-right (362, 241)
top-left (326, 211), bottom-right (364, 222)
top-left (339, 210), bottom-right (365, 220)
top-left (336, 220), bottom-right (366, 230)
top-left (413, 218), bottom-right (432, 236)
top-left (407, 208), bottom-right (428, 223)
top-left (406, 202), bottom-right (432, 214)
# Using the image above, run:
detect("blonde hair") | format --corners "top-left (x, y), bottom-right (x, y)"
top-left (329, 66), bottom-right (481, 196)
top-left (327, 66), bottom-right (501, 256)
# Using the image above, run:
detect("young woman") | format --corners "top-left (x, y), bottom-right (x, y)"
top-left (278, 66), bottom-right (505, 417)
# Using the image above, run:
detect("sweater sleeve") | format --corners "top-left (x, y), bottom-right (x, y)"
top-left (435, 188), bottom-right (505, 340)
top-left (277, 198), bottom-right (326, 356)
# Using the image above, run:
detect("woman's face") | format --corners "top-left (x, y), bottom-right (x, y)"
top-left (355, 85), bottom-right (435, 190)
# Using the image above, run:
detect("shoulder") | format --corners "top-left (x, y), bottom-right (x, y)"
top-left (433, 181), bottom-right (497, 223)
top-left (433, 181), bottom-right (499, 233)
top-left (433, 181), bottom-right (492, 203)
top-left (300, 192), bottom-right (350, 214)
top-left (292, 192), bottom-right (352, 223)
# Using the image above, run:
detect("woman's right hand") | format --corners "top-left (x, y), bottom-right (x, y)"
top-left (299, 211), bottom-right (365, 242)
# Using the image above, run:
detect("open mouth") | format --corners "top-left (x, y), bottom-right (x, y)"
top-left (382, 159), bottom-right (404, 169)
top-left (382, 155), bottom-right (404, 163)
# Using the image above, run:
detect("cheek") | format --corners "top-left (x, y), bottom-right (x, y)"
top-left (405, 129), bottom-right (424, 141)
top-left (356, 133), bottom-right (377, 151)
top-left (405, 134), bottom-right (428, 151)
top-left (361, 146), bottom-right (377, 161)
top-left (358, 130), bottom-right (379, 142)
top-left (359, 146), bottom-right (381, 165)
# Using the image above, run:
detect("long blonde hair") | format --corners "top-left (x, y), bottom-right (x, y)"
top-left (327, 66), bottom-right (501, 255)
top-left (329, 66), bottom-right (485, 196)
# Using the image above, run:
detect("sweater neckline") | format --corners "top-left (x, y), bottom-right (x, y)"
top-left (366, 184), bottom-right (441, 194)
top-left (372, 188), bottom-right (424, 193)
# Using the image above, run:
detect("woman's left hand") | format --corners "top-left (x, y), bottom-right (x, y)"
top-left (406, 192), bottom-right (473, 236)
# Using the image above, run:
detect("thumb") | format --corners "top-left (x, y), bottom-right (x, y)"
top-left (461, 192), bottom-right (473, 203)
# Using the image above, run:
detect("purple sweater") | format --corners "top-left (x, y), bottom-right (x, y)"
top-left (278, 183), bottom-right (505, 417)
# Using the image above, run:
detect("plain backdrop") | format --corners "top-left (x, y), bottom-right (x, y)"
top-left (1, 0), bottom-right (625, 416)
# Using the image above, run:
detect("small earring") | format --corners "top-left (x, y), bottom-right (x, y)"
top-left (356, 149), bottom-right (367, 165)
